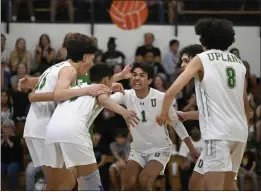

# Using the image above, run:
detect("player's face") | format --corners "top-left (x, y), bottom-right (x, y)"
top-left (181, 54), bottom-right (191, 71)
top-left (131, 68), bottom-right (152, 90)
top-left (83, 53), bottom-right (95, 66)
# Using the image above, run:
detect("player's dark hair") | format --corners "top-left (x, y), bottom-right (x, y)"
top-left (67, 34), bottom-right (98, 62)
top-left (180, 44), bottom-right (204, 59)
top-left (131, 62), bottom-right (154, 80)
top-left (115, 130), bottom-right (128, 138)
top-left (195, 18), bottom-right (235, 51)
top-left (169, 39), bottom-right (179, 47)
top-left (89, 63), bottom-right (114, 83)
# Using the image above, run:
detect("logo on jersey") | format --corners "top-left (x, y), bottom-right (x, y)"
top-left (140, 102), bottom-right (144, 105)
top-left (151, 99), bottom-right (156, 107)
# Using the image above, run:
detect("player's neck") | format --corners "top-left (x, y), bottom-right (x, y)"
top-left (67, 59), bottom-right (91, 76)
top-left (135, 88), bottom-right (150, 99)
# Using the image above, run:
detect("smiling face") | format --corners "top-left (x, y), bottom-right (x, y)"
top-left (131, 67), bottom-right (152, 91)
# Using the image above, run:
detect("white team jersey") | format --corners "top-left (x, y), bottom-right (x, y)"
top-left (196, 49), bottom-right (248, 142)
top-left (111, 88), bottom-right (185, 155)
top-left (23, 61), bottom-right (72, 139)
top-left (45, 84), bottom-right (103, 146)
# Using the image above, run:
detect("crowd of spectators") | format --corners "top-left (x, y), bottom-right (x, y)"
top-left (1, 30), bottom-right (260, 190)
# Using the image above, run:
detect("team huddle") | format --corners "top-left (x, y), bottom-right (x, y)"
top-left (19, 18), bottom-right (251, 191)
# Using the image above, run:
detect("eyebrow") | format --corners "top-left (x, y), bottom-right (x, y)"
top-left (133, 72), bottom-right (146, 75)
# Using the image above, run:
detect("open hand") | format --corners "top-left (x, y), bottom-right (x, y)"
top-left (18, 76), bottom-right (34, 91)
top-left (121, 64), bottom-right (132, 79)
top-left (123, 110), bottom-right (140, 127)
top-left (111, 82), bottom-right (125, 94)
top-left (86, 84), bottom-right (112, 97)
top-left (156, 112), bottom-right (170, 126)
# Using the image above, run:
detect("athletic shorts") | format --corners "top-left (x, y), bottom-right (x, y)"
top-left (44, 143), bottom-right (97, 168)
top-left (194, 140), bottom-right (245, 177)
top-left (128, 148), bottom-right (172, 175)
top-left (25, 137), bottom-right (45, 167)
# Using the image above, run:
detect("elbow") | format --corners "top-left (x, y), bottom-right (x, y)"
top-left (165, 90), bottom-right (175, 99)
top-left (28, 93), bottom-right (34, 102)
top-left (53, 92), bottom-right (63, 102)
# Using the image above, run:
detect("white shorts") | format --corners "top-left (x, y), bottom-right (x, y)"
top-left (25, 137), bottom-right (45, 167)
top-left (194, 140), bottom-right (245, 176)
top-left (128, 149), bottom-right (172, 175)
top-left (44, 142), bottom-right (97, 168)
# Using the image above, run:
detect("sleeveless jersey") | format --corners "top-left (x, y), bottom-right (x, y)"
top-left (196, 50), bottom-right (248, 143)
top-left (23, 61), bottom-right (72, 139)
top-left (45, 84), bottom-right (103, 146)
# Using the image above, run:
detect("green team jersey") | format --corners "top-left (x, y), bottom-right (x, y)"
top-left (76, 73), bottom-right (94, 137)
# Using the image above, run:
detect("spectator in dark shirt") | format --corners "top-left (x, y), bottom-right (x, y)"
top-left (238, 148), bottom-right (258, 190)
top-left (102, 37), bottom-right (125, 65)
top-left (1, 119), bottom-right (23, 190)
top-left (135, 33), bottom-right (161, 63)
top-left (144, 50), bottom-right (166, 75)
top-left (1, 90), bottom-right (13, 124)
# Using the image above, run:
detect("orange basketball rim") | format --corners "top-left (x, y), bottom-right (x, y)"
top-left (109, 1), bottom-right (149, 30)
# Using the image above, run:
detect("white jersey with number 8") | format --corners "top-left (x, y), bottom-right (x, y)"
top-left (195, 49), bottom-right (248, 143)
top-left (24, 61), bottom-right (72, 139)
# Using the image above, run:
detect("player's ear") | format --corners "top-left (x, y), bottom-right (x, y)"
top-left (148, 78), bottom-right (153, 85)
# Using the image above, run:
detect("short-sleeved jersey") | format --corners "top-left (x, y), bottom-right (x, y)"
top-left (111, 88), bottom-right (187, 155)
top-left (196, 50), bottom-right (248, 143)
top-left (45, 84), bottom-right (103, 146)
top-left (23, 61), bottom-right (72, 139)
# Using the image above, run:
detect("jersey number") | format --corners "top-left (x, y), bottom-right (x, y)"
top-left (35, 72), bottom-right (49, 90)
top-left (141, 110), bottom-right (147, 122)
top-left (225, 67), bottom-right (236, 89)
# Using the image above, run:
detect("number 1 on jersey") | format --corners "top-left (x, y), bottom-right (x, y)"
top-left (141, 110), bottom-right (147, 122)
top-left (226, 67), bottom-right (236, 89)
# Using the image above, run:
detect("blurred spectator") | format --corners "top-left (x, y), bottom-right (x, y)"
top-left (109, 131), bottom-right (130, 190)
top-left (146, 0), bottom-right (165, 23)
top-left (135, 33), bottom-right (161, 63)
top-left (25, 160), bottom-right (43, 191)
top-left (9, 38), bottom-right (31, 74)
top-left (10, 63), bottom-right (30, 131)
top-left (153, 73), bottom-right (168, 92)
top-left (50, 0), bottom-right (74, 22)
top-left (229, 47), bottom-right (241, 59)
top-left (34, 34), bottom-right (56, 74)
top-left (238, 148), bottom-right (258, 190)
top-left (1, 119), bottom-right (23, 191)
top-left (12, 0), bottom-right (35, 22)
top-left (55, 34), bottom-right (69, 63)
top-left (93, 132), bottom-right (110, 190)
top-left (1, 90), bottom-right (13, 124)
top-left (163, 39), bottom-right (180, 83)
top-left (168, 0), bottom-right (184, 24)
top-left (256, 105), bottom-right (261, 143)
top-left (102, 37), bottom-right (125, 65)
top-left (93, 37), bottom-right (104, 64)
top-left (1, 34), bottom-right (10, 65)
top-left (179, 127), bottom-right (203, 190)
top-left (144, 50), bottom-right (166, 75)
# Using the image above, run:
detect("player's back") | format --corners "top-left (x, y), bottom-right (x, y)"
top-left (196, 49), bottom-right (248, 142)
top-left (45, 84), bottom-right (102, 146)
top-left (24, 61), bottom-right (72, 139)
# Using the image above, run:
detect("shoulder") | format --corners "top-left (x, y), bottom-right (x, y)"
top-left (151, 88), bottom-right (165, 98)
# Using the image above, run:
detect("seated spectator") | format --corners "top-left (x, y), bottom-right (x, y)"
top-left (93, 132), bottom-right (110, 190)
top-left (1, 34), bottom-right (10, 65)
top-left (9, 38), bottom-right (31, 74)
top-left (1, 90), bottom-right (13, 124)
top-left (25, 159), bottom-right (43, 191)
top-left (163, 39), bottom-right (180, 83)
top-left (34, 34), bottom-right (56, 75)
top-left (109, 131), bottom-right (130, 190)
top-left (55, 33), bottom-right (69, 63)
top-left (1, 119), bottom-right (23, 191)
top-left (50, 0), bottom-right (74, 22)
top-left (178, 126), bottom-right (203, 190)
top-left (255, 105), bottom-right (261, 143)
top-left (146, 0), bottom-right (165, 23)
top-left (229, 47), bottom-right (241, 59)
top-left (10, 63), bottom-right (30, 133)
top-left (153, 73), bottom-right (168, 92)
top-left (102, 37), bottom-right (125, 65)
top-left (93, 37), bottom-right (103, 64)
top-left (1, 34), bottom-right (12, 90)
top-left (238, 148), bottom-right (258, 190)
top-left (135, 33), bottom-right (161, 63)
top-left (168, 0), bottom-right (184, 24)
top-left (12, 0), bottom-right (35, 22)
top-left (144, 50), bottom-right (166, 74)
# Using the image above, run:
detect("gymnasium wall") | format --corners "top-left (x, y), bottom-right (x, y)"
top-left (1, 23), bottom-right (260, 76)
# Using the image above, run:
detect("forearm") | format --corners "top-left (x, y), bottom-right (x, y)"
top-left (29, 92), bottom-right (54, 102)
top-left (162, 91), bottom-right (177, 116)
top-left (112, 72), bottom-right (125, 82)
top-left (183, 137), bottom-right (196, 152)
top-left (98, 95), bottom-right (126, 116)
top-left (171, 121), bottom-right (189, 140)
top-left (53, 87), bottom-right (90, 102)
top-left (184, 111), bottom-right (199, 120)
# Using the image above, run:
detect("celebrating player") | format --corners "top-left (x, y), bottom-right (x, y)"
top-left (157, 18), bottom-right (251, 190)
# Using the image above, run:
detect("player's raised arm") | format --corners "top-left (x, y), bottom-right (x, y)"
top-left (112, 64), bottom-right (132, 82)
top-left (157, 56), bottom-right (203, 125)
top-left (97, 93), bottom-right (139, 127)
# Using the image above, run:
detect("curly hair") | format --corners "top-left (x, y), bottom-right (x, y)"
top-left (195, 18), bottom-right (235, 51)
top-left (180, 44), bottom-right (203, 59)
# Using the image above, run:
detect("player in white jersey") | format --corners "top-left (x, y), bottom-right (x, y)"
top-left (23, 34), bottom-right (112, 190)
top-left (44, 63), bottom-right (139, 191)
top-left (109, 62), bottom-right (200, 190)
top-left (177, 44), bottom-right (239, 190)
top-left (157, 18), bottom-right (251, 190)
